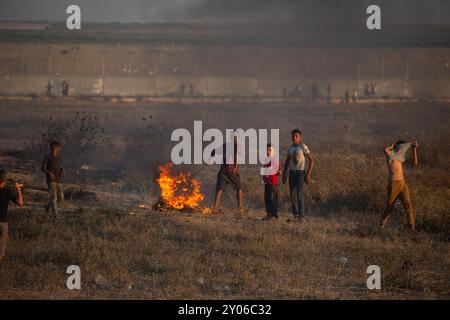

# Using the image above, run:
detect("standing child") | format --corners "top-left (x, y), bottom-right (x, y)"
top-left (262, 144), bottom-right (281, 221)
top-left (380, 140), bottom-right (418, 232)
top-left (212, 131), bottom-right (244, 214)
top-left (282, 129), bottom-right (315, 221)
top-left (42, 141), bottom-right (65, 217)
top-left (0, 169), bottom-right (24, 262)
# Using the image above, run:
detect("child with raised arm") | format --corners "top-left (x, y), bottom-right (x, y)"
top-left (380, 140), bottom-right (419, 232)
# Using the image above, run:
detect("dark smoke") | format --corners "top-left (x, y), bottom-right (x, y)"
top-left (0, 0), bottom-right (448, 24)
top-left (178, 0), bottom-right (449, 24)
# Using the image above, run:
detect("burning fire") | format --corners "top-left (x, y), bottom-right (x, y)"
top-left (155, 163), bottom-right (210, 213)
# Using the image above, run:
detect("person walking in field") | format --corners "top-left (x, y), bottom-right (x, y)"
top-left (262, 144), bottom-right (281, 221)
top-left (0, 169), bottom-right (24, 262)
top-left (380, 140), bottom-right (419, 232)
top-left (282, 129), bottom-right (315, 221)
top-left (212, 131), bottom-right (244, 215)
top-left (42, 141), bottom-right (65, 217)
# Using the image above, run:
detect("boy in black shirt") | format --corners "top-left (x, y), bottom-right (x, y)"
top-left (42, 141), bottom-right (65, 217)
top-left (0, 169), bottom-right (24, 261)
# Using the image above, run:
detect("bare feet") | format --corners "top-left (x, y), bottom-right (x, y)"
top-left (405, 224), bottom-right (417, 233)
top-left (379, 219), bottom-right (388, 229)
top-left (212, 208), bottom-right (224, 215)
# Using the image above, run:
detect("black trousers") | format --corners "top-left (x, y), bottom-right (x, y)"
top-left (264, 184), bottom-right (278, 218)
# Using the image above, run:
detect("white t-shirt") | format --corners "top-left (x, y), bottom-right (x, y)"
top-left (287, 143), bottom-right (311, 171)
top-left (389, 142), bottom-right (412, 163)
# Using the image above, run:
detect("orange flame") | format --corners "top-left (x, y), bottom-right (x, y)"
top-left (156, 163), bottom-right (210, 213)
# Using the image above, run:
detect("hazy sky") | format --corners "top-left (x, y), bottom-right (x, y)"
top-left (0, 0), bottom-right (448, 24)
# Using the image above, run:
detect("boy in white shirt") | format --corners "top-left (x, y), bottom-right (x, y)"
top-left (282, 129), bottom-right (315, 220)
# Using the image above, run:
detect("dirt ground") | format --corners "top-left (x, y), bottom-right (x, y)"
top-left (0, 98), bottom-right (449, 299)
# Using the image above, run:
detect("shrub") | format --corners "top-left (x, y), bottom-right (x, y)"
top-left (27, 112), bottom-right (109, 170)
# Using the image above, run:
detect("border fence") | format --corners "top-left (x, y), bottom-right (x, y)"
top-left (0, 43), bottom-right (449, 99)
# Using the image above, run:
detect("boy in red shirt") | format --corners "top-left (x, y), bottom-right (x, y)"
top-left (262, 144), bottom-right (281, 220)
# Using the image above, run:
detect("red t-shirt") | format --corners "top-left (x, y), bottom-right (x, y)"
top-left (263, 159), bottom-right (280, 185)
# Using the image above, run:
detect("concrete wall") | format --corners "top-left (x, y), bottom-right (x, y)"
top-left (2, 75), bottom-right (450, 100)
top-left (0, 43), bottom-right (449, 98)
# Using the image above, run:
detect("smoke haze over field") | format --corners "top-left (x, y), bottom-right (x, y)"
top-left (0, 0), bottom-right (449, 24)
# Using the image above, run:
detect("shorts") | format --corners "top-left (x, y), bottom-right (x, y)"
top-left (216, 171), bottom-right (242, 191)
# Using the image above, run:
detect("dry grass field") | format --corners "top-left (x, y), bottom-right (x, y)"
top-left (0, 98), bottom-right (448, 299)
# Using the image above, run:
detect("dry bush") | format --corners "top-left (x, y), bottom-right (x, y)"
top-left (25, 112), bottom-right (110, 171)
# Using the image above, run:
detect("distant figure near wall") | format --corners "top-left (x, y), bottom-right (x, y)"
top-left (180, 83), bottom-right (185, 97)
top-left (311, 82), bottom-right (319, 101)
top-left (364, 84), bottom-right (370, 98)
top-left (47, 80), bottom-right (54, 96)
top-left (352, 89), bottom-right (358, 102)
top-left (370, 84), bottom-right (377, 97)
top-left (294, 85), bottom-right (303, 97)
top-left (327, 83), bottom-right (331, 103)
top-left (62, 81), bottom-right (69, 97)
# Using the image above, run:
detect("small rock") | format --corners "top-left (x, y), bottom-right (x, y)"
top-left (338, 257), bottom-right (348, 265)
top-left (197, 276), bottom-right (205, 285)
top-left (80, 164), bottom-right (92, 171)
top-left (402, 260), bottom-right (413, 270)
top-left (94, 274), bottom-right (108, 287)
top-left (227, 272), bottom-right (235, 279)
